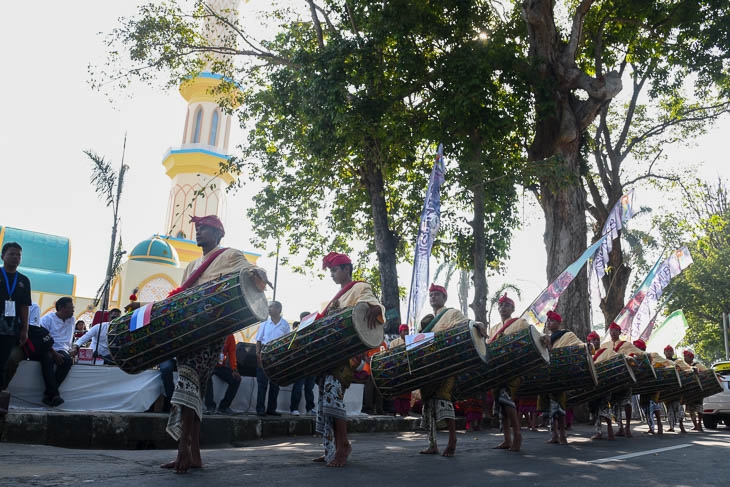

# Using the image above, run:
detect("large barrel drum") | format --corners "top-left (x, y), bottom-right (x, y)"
top-left (567, 354), bottom-right (636, 407)
top-left (371, 321), bottom-right (487, 398)
top-left (109, 268), bottom-right (268, 374)
top-left (453, 326), bottom-right (549, 399)
top-left (518, 344), bottom-right (598, 396)
top-left (261, 302), bottom-right (383, 386)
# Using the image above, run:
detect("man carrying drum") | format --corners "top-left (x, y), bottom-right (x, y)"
top-left (539, 310), bottom-right (582, 445)
top-left (488, 293), bottom-right (529, 452)
top-left (662, 344), bottom-right (688, 433)
top-left (417, 283), bottom-right (487, 457)
top-left (682, 349), bottom-right (705, 432)
top-left (128, 215), bottom-right (269, 474)
top-left (314, 252), bottom-right (384, 468)
top-left (588, 331), bottom-right (615, 440)
top-left (597, 322), bottom-right (644, 438)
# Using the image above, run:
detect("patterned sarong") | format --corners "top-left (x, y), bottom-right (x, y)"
top-left (165, 338), bottom-right (224, 440)
top-left (315, 374), bottom-right (347, 463)
top-left (665, 400), bottom-right (684, 428)
top-left (420, 377), bottom-right (456, 449)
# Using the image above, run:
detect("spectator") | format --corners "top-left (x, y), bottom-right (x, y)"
top-left (70, 308), bottom-right (121, 365)
top-left (255, 300), bottom-right (290, 416)
top-left (204, 334), bottom-right (241, 415)
top-left (0, 242), bottom-right (32, 413)
top-left (3, 303), bottom-right (47, 388)
top-left (289, 312), bottom-right (316, 416)
top-left (38, 297), bottom-right (75, 407)
top-left (73, 320), bottom-right (87, 340)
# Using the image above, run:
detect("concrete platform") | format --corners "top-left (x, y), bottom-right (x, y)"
top-left (1, 410), bottom-right (465, 450)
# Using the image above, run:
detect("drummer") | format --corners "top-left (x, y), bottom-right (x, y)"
top-left (598, 322), bottom-right (644, 438)
top-left (682, 349), bottom-right (705, 432)
top-left (588, 331), bottom-right (615, 440)
top-left (632, 339), bottom-right (663, 435)
top-left (662, 345), bottom-right (689, 433)
top-left (129, 215), bottom-right (269, 473)
top-left (488, 293), bottom-right (530, 452)
top-left (314, 252), bottom-right (384, 468)
top-left (539, 310), bottom-right (583, 445)
top-left (417, 283), bottom-right (487, 457)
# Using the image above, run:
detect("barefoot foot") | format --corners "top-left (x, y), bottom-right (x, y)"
top-left (420, 446), bottom-right (439, 454)
top-left (493, 441), bottom-right (511, 450)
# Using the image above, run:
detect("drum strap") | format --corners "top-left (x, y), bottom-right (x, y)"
top-left (318, 280), bottom-right (365, 318)
top-left (488, 317), bottom-right (518, 343)
top-left (420, 308), bottom-right (451, 333)
top-left (550, 329), bottom-right (569, 346)
top-left (612, 340), bottom-right (626, 353)
top-left (169, 247), bottom-right (229, 297)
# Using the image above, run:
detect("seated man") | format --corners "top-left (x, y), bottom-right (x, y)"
top-left (70, 308), bottom-right (121, 364)
top-left (204, 334), bottom-right (241, 415)
top-left (38, 297), bottom-right (76, 407)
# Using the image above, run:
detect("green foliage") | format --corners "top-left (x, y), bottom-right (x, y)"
top-left (660, 179), bottom-right (730, 362)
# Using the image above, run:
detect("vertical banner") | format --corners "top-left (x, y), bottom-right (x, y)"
top-left (629, 247), bottom-right (693, 340)
top-left (612, 255), bottom-right (663, 335)
top-left (406, 144), bottom-right (446, 332)
top-left (645, 309), bottom-right (689, 354)
top-left (589, 190), bottom-right (636, 300)
top-left (521, 234), bottom-right (609, 326)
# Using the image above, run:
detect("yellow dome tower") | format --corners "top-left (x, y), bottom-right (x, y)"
top-left (162, 0), bottom-right (243, 263)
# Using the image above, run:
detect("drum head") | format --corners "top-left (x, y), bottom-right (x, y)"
top-left (529, 325), bottom-right (551, 364)
top-left (239, 268), bottom-right (270, 321)
top-left (351, 301), bottom-right (385, 348)
top-left (468, 321), bottom-right (488, 363)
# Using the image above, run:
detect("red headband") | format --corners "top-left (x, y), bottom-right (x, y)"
top-left (429, 284), bottom-right (447, 298)
top-left (398, 324), bottom-right (409, 333)
top-left (586, 331), bottom-right (600, 341)
top-left (498, 293), bottom-right (514, 306)
top-left (633, 339), bottom-right (647, 351)
top-left (608, 322), bottom-right (621, 331)
top-left (546, 310), bottom-right (562, 323)
top-left (190, 215), bottom-right (225, 236)
top-left (683, 350), bottom-right (694, 361)
top-left (664, 345), bottom-right (674, 352)
top-left (322, 252), bottom-right (352, 269)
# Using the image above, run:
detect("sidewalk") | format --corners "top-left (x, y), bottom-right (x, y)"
top-left (1, 409), bottom-right (465, 449)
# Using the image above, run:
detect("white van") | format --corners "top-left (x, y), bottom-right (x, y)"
top-left (703, 361), bottom-right (730, 429)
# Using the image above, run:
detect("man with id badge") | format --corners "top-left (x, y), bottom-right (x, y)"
top-left (0, 242), bottom-right (32, 414)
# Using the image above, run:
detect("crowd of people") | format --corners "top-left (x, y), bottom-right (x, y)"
top-left (0, 217), bottom-right (713, 474)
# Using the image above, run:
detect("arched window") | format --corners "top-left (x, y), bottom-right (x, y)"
top-left (209, 110), bottom-right (219, 146)
top-left (192, 106), bottom-right (203, 143)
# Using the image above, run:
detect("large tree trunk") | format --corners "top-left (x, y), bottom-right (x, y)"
top-left (598, 240), bottom-right (632, 325)
top-left (363, 157), bottom-right (401, 335)
top-left (522, 0), bottom-right (622, 339)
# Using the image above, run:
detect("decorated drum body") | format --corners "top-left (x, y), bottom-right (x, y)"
top-left (454, 326), bottom-right (549, 399)
top-left (518, 344), bottom-right (598, 396)
top-left (567, 354), bottom-right (636, 407)
top-left (109, 268), bottom-right (268, 374)
top-left (371, 321), bottom-right (487, 398)
top-left (682, 369), bottom-right (723, 404)
top-left (632, 365), bottom-right (682, 395)
top-left (660, 369), bottom-right (702, 403)
top-left (261, 302), bottom-right (383, 386)
top-left (626, 353), bottom-right (657, 389)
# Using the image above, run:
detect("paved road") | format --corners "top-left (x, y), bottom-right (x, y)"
top-left (1, 423), bottom-right (729, 486)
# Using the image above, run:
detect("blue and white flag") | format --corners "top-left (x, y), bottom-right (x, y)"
top-left (406, 144), bottom-right (446, 332)
top-left (589, 190), bottom-right (636, 300)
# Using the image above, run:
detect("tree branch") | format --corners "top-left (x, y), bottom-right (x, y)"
top-left (306, 0), bottom-right (325, 49)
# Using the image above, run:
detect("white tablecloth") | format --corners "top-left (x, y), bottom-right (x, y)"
top-left (8, 361), bottom-right (364, 415)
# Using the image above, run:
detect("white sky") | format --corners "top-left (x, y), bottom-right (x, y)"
top-left (0, 1), bottom-right (727, 325)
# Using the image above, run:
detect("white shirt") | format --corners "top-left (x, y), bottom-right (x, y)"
top-left (28, 303), bottom-right (40, 326)
top-left (40, 312), bottom-right (75, 352)
top-left (255, 317), bottom-right (290, 345)
top-left (74, 322), bottom-right (111, 358)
